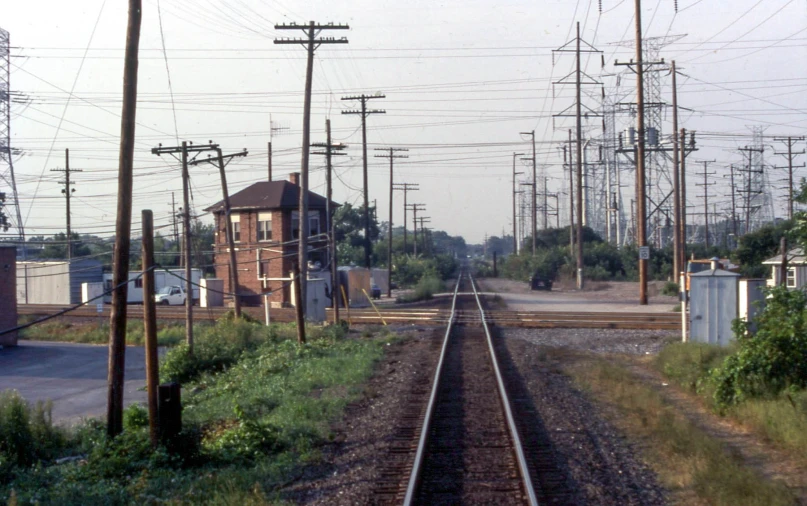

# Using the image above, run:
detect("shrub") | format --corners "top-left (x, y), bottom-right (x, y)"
top-left (0, 390), bottom-right (64, 477)
top-left (713, 286), bottom-right (807, 407)
top-left (661, 281), bottom-right (680, 296)
top-left (123, 403), bottom-right (149, 431)
top-left (397, 274), bottom-right (444, 303)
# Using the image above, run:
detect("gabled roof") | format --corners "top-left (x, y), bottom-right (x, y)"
top-left (762, 247), bottom-right (807, 265)
top-left (203, 181), bottom-right (337, 213)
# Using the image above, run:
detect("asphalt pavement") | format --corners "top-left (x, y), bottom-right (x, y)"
top-left (0, 341), bottom-right (147, 425)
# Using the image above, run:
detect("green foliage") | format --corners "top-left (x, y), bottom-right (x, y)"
top-left (713, 286), bottom-right (807, 407)
top-left (123, 404), bottom-right (149, 431)
top-left (392, 254), bottom-right (456, 287)
top-left (397, 275), bottom-right (444, 303)
top-left (21, 319), bottom-right (188, 347)
top-left (0, 391), bottom-right (64, 480)
top-left (661, 281), bottom-right (680, 296)
top-left (655, 342), bottom-right (734, 393)
top-left (732, 221), bottom-right (793, 278)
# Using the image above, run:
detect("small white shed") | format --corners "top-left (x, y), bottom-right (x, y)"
top-left (689, 266), bottom-right (740, 346)
top-left (763, 247), bottom-right (807, 289)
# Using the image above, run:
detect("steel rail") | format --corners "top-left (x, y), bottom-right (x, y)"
top-left (470, 273), bottom-right (539, 506)
top-left (402, 271), bottom-right (463, 506)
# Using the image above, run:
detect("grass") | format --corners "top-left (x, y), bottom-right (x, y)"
top-left (656, 341), bottom-right (807, 463)
top-left (569, 358), bottom-right (796, 506)
top-left (18, 318), bottom-right (194, 347)
top-left (1, 319), bottom-right (394, 505)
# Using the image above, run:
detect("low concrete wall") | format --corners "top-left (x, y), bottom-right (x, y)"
top-left (0, 246), bottom-right (18, 346)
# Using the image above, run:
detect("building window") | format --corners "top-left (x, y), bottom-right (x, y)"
top-left (134, 278), bottom-right (143, 289)
top-left (257, 212), bottom-right (272, 242)
top-left (787, 268), bottom-right (796, 288)
top-left (292, 211), bottom-right (321, 239)
top-left (230, 213), bottom-right (240, 242)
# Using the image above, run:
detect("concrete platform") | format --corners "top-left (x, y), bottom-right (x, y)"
top-left (0, 341), bottom-right (147, 425)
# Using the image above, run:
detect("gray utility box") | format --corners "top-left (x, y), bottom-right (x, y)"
top-left (689, 268), bottom-right (740, 346)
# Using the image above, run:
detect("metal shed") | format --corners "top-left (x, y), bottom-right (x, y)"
top-left (16, 259), bottom-right (103, 305)
top-left (689, 265), bottom-right (740, 346)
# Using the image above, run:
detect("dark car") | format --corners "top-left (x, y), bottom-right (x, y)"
top-left (371, 284), bottom-right (382, 299)
top-left (530, 275), bottom-right (553, 291)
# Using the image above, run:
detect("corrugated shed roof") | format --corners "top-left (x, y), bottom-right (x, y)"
top-left (762, 247), bottom-right (807, 265)
top-left (203, 181), bottom-right (336, 213)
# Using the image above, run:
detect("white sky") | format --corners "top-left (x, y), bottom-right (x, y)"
top-left (3, 0), bottom-right (807, 244)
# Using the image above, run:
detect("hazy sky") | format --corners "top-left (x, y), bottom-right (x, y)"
top-left (4, 0), bottom-right (806, 244)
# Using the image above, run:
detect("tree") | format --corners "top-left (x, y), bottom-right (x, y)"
top-left (334, 203), bottom-right (379, 266)
top-left (732, 220), bottom-right (793, 278)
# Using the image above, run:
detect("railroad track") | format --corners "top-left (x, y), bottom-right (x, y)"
top-left (18, 304), bottom-right (681, 330)
top-left (373, 270), bottom-right (551, 505)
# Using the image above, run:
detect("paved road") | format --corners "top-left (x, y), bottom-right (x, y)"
top-left (0, 341), bottom-right (147, 425)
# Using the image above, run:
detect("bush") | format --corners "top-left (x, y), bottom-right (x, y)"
top-left (661, 281), bottom-right (680, 296)
top-left (123, 403), bottom-right (149, 431)
top-left (713, 286), bottom-right (807, 407)
top-left (0, 390), bottom-right (64, 478)
top-left (656, 342), bottom-right (733, 393)
top-left (397, 274), bottom-right (444, 303)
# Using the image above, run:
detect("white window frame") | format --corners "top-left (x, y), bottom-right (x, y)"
top-left (787, 267), bottom-right (796, 288)
top-left (230, 213), bottom-right (241, 243)
top-left (257, 212), bottom-right (272, 242)
top-left (291, 211), bottom-right (321, 238)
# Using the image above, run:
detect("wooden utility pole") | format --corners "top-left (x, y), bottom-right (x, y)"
top-left (276, 21), bottom-right (349, 318)
top-left (633, 2), bottom-right (648, 304)
top-left (512, 152), bottom-right (524, 254)
top-left (694, 160), bottom-right (716, 248)
top-left (292, 262), bottom-right (306, 343)
top-left (141, 209), bottom-right (159, 448)
top-left (341, 94), bottom-right (386, 269)
top-left (670, 60), bottom-right (681, 277)
top-left (171, 192), bottom-right (179, 248)
top-left (417, 217), bottom-right (431, 255)
top-left (779, 236), bottom-right (788, 286)
top-left (188, 147), bottom-right (249, 317)
top-left (51, 148), bottom-right (82, 261)
top-left (152, 142), bottom-right (218, 352)
top-left (394, 183), bottom-right (419, 254)
top-left (312, 119), bottom-right (347, 322)
top-left (107, 0), bottom-right (141, 438)
top-left (773, 136), bottom-right (805, 219)
top-left (408, 204), bottom-right (426, 256)
top-left (375, 147), bottom-right (408, 297)
top-left (267, 141), bottom-right (272, 181)
top-left (679, 128), bottom-right (688, 271)
top-left (568, 132), bottom-right (575, 253)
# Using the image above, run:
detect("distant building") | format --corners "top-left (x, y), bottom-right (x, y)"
top-left (16, 259), bottom-right (103, 305)
top-left (204, 173), bottom-right (336, 306)
top-left (762, 247), bottom-right (807, 288)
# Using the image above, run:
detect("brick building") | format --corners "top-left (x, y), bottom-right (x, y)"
top-left (204, 173), bottom-right (334, 306)
top-left (0, 245), bottom-right (18, 346)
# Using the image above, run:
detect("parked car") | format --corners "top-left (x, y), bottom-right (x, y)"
top-left (530, 274), bottom-right (553, 291)
top-left (155, 285), bottom-right (187, 305)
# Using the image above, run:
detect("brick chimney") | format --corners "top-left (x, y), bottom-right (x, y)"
top-left (289, 172), bottom-right (300, 186)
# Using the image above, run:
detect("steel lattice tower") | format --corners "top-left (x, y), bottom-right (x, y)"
top-left (750, 127), bottom-right (775, 230)
top-left (0, 27), bottom-right (24, 243)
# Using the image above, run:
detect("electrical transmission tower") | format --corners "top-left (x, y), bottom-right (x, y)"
top-left (0, 27), bottom-right (24, 245)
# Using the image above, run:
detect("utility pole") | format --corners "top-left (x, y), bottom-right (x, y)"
top-left (107, 0), bottom-right (141, 439)
top-left (188, 146), bottom-right (248, 318)
top-left (417, 216), bottom-right (431, 255)
top-left (267, 115), bottom-right (289, 182)
top-left (51, 148), bottom-right (82, 261)
top-left (140, 209), bottom-right (159, 448)
top-left (773, 136), bottom-right (805, 219)
top-left (724, 165), bottom-right (739, 246)
top-left (632, 2), bottom-right (648, 304)
top-left (519, 131), bottom-right (538, 253)
top-left (407, 203), bottom-right (426, 256)
top-left (670, 60), bottom-right (682, 277)
top-left (170, 192), bottom-right (179, 247)
top-left (342, 93), bottom-right (386, 269)
top-left (393, 183), bottom-right (419, 255)
top-left (276, 21), bottom-right (349, 318)
top-left (554, 22), bottom-right (602, 289)
top-left (567, 132), bottom-right (575, 253)
top-left (375, 147), bottom-right (408, 298)
top-left (694, 160), bottom-right (716, 248)
top-left (312, 118), bottom-right (347, 321)
top-left (512, 152), bottom-right (524, 254)
top-left (679, 128), bottom-right (688, 271)
top-left (152, 141), bottom-right (219, 352)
